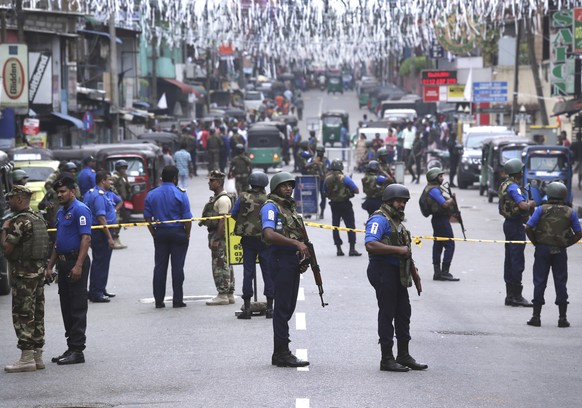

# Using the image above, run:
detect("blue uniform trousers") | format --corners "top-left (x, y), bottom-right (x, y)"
top-left (89, 229), bottom-right (113, 299)
top-left (330, 201), bottom-right (356, 245)
top-left (271, 249), bottom-right (301, 346)
top-left (241, 236), bottom-right (274, 300)
top-left (57, 256), bottom-right (90, 352)
top-left (153, 228), bottom-right (189, 305)
top-left (319, 179), bottom-right (326, 214)
top-left (503, 218), bottom-right (526, 285)
top-left (367, 259), bottom-right (411, 348)
top-left (431, 214), bottom-right (455, 266)
top-left (532, 245), bottom-right (568, 305)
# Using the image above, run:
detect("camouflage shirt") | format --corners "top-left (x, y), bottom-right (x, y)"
top-left (5, 209), bottom-right (49, 278)
top-left (112, 171), bottom-right (131, 201)
top-left (234, 188), bottom-right (268, 237)
top-left (229, 155), bottom-right (252, 180)
top-left (324, 171), bottom-right (353, 202)
top-left (362, 173), bottom-right (384, 198)
top-left (531, 202), bottom-right (575, 247)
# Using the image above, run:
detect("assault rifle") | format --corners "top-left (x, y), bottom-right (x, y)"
top-left (442, 181), bottom-right (467, 240)
top-left (298, 224), bottom-right (328, 308)
top-left (397, 224), bottom-right (422, 296)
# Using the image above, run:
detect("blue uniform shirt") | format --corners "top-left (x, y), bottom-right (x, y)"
top-left (144, 182), bottom-right (192, 228)
top-left (55, 199), bottom-right (92, 254)
top-left (78, 167), bottom-right (96, 197)
top-left (365, 213), bottom-right (400, 266)
top-left (527, 206), bottom-right (582, 232)
top-left (84, 187), bottom-right (117, 225)
top-left (428, 186), bottom-right (447, 206)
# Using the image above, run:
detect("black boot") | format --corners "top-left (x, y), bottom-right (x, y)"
top-left (336, 245), bottom-right (345, 256)
top-left (237, 298), bottom-right (252, 320)
top-left (504, 283), bottom-right (514, 306)
top-left (437, 263), bottom-right (460, 282)
top-left (265, 297), bottom-right (273, 319)
top-left (349, 243), bottom-right (362, 256)
top-left (432, 264), bottom-right (441, 281)
top-left (558, 303), bottom-right (570, 328)
top-left (511, 284), bottom-right (533, 307)
top-left (396, 340), bottom-right (428, 370)
top-left (271, 341), bottom-right (309, 367)
top-left (380, 344), bottom-right (409, 372)
top-left (527, 303), bottom-right (542, 327)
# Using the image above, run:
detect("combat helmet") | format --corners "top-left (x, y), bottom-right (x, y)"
top-left (367, 160), bottom-right (379, 172)
top-left (426, 167), bottom-right (445, 182)
top-left (504, 158), bottom-right (524, 175)
top-left (299, 140), bottom-right (309, 150)
top-left (365, 140), bottom-right (373, 148)
top-left (249, 171), bottom-right (269, 188)
top-left (12, 169), bottom-right (29, 184)
top-left (546, 181), bottom-right (568, 200)
top-left (114, 159), bottom-right (128, 169)
top-left (270, 171), bottom-right (295, 192)
top-left (330, 159), bottom-right (344, 171)
top-left (315, 145), bottom-right (326, 154)
top-left (382, 184), bottom-right (410, 202)
top-left (377, 147), bottom-right (388, 157)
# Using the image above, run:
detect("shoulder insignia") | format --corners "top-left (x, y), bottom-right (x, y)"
top-left (178, 186), bottom-right (186, 192)
top-left (99, 190), bottom-right (105, 195)
top-left (89, 188), bottom-right (94, 193)
top-left (91, 169), bottom-right (96, 173)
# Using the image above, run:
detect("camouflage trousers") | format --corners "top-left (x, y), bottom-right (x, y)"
top-left (11, 274), bottom-right (45, 350)
top-left (235, 178), bottom-right (249, 196)
top-left (208, 231), bottom-right (234, 294)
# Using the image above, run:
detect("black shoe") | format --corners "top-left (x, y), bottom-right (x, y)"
top-left (89, 296), bottom-right (110, 303)
top-left (380, 357), bottom-right (409, 372)
top-left (173, 302), bottom-right (187, 308)
top-left (104, 291), bottom-right (116, 298)
top-left (272, 350), bottom-right (309, 367)
top-left (336, 248), bottom-right (345, 256)
top-left (265, 309), bottom-right (273, 319)
top-left (51, 349), bottom-right (71, 363)
top-left (349, 249), bottom-right (362, 256)
top-left (396, 354), bottom-right (428, 370)
top-left (237, 308), bottom-right (252, 319)
top-left (155, 302), bottom-right (166, 309)
top-left (527, 316), bottom-right (541, 327)
top-left (558, 317), bottom-right (570, 328)
top-left (56, 351), bottom-right (85, 365)
top-left (434, 273), bottom-right (460, 282)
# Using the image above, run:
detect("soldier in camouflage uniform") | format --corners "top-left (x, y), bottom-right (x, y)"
top-left (231, 171), bottom-right (273, 319)
top-left (304, 145), bottom-right (330, 219)
top-left (376, 147), bottom-right (396, 183)
top-left (1, 185), bottom-right (50, 373)
top-left (525, 182), bottom-right (582, 328)
top-left (111, 159), bottom-right (132, 249)
top-left (206, 129), bottom-right (222, 172)
top-left (228, 144), bottom-right (253, 195)
top-left (324, 159), bottom-right (361, 256)
top-left (362, 160), bottom-right (392, 215)
top-left (498, 158), bottom-right (535, 307)
top-left (200, 170), bottom-right (235, 305)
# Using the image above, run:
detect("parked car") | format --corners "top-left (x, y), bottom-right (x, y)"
top-left (244, 90), bottom-right (265, 112)
top-left (458, 126), bottom-right (517, 189)
top-left (13, 160), bottom-right (60, 211)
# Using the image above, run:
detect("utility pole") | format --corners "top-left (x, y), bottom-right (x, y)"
top-left (511, 19), bottom-right (522, 127)
top-left (109, 11), bottom-right (119, 142)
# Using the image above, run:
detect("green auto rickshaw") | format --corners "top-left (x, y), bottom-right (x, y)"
top-left (327, 75), bottom-right (343, 95)
top-left (247, 122), bottom-right (284, 171)
top-left (321, 110), bottom-right (349, 147)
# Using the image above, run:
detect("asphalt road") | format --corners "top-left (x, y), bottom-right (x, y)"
top-left (1, 90), bottom-right (581, 408)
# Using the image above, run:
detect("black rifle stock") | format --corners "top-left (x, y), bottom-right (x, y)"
top-left (442, 181), bottom-right (467, 240)
top-left (299, 225), bottom-right (328, 307)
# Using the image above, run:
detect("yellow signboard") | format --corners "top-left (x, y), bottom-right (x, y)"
top-left (448, 85), bottom-right (466, 101)
top-left (225, 216), bottom-right (243, 265)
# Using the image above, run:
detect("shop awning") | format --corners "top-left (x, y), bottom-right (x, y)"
top-left (552, 99), bottom-right (582, 117)
top-left (163, 78), bottom-right (202, 97)
top-left (51, 112), bottom-right (84, 129)
top-left (79, 29), bottom-right (123, 44)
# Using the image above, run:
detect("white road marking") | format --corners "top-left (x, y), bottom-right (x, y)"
top-left (298, 287), bottom-right (305, 301)
top-left (295, 348), bottom-right (309, 372)
top-left (296, 398), bottom-right (310, 408)
top-left (140, 295), bottom-right (218, 304)
top-left (296, 312), bottom-right (306, 330)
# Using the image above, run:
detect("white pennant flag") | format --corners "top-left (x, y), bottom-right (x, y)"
top-left (464, 68), bottom-right (473, 102)
top-left (157, 92), bottom-right (167, 109)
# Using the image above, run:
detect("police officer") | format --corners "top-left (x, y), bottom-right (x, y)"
top-left (77, 156), bottom-right (97, 199)
top-left (305, 145), bottom-right (330, 219)
top-left (498, 158), bottom-right (535, 307)
top-left (261, 172), bottom-right (310, 368)
top-left (12, 169), bottom-right (29, 186)
top-left (228, 144), bottom-right (253, 195)
top-left (84, 171), bottom-right (116, 303)
top-left (232, 171), bottom-right (274, 319)
top-left (362, 160), bottom-right (391, 216)
top-left (200, 170), bottom-right (235, 306)
top-left (525, 182), bottom-right (582, 327)
top-left (2, 185), bottom-right (49, 373)
top-left (297, 141), bottom-right (312, 174)
top-left (421, 168), bottom-right (460, 281)
top-left (365, 184), bottom-right (426, 372)
top-left (376, 147), bottom-right (395, 183)
top-left (45, 175), bottom-right (92, 365)
top-left (324, 159), bottom-right (361, 256)
top-left (111, 159), bottom-right (131, 249)
top-left (144, 166), bottom-right (192, 309)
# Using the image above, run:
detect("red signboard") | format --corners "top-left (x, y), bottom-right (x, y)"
top-left (423, 86), bottom-right (440, 102)
top-left (421, 70), bottom-right (457, 86)
top-left (23, 118), bottom-right (39, 135)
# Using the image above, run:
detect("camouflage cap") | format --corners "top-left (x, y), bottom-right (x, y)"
top-left (6, 184), bottom-right (33, 197)
top-left (208, 170), bottom-right (226, 180)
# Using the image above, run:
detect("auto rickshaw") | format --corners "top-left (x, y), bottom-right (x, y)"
top-left (327, 74), bottom-right (343, 95)
top-left (321, 110), bottom-right (349, 147)
top-left (6, 146), bottom-right (54, 161)
top-left (13, 159), bottom-right (60, 211)
top-left (136, 131), bottom-right (181, 153)
top-left (479, 137), bottom-right (535, 202)
top-left (247, 122), bottom-right (284, 171)
top-left (523, 145), bottom-right (573, 205)
top-left (357, 79), bottom-right (380, 108)
top-left (0, 150), bottom-right (13, 295)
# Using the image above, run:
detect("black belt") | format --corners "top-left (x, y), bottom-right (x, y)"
top-left (57, 251), bottom-right (79, 262)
